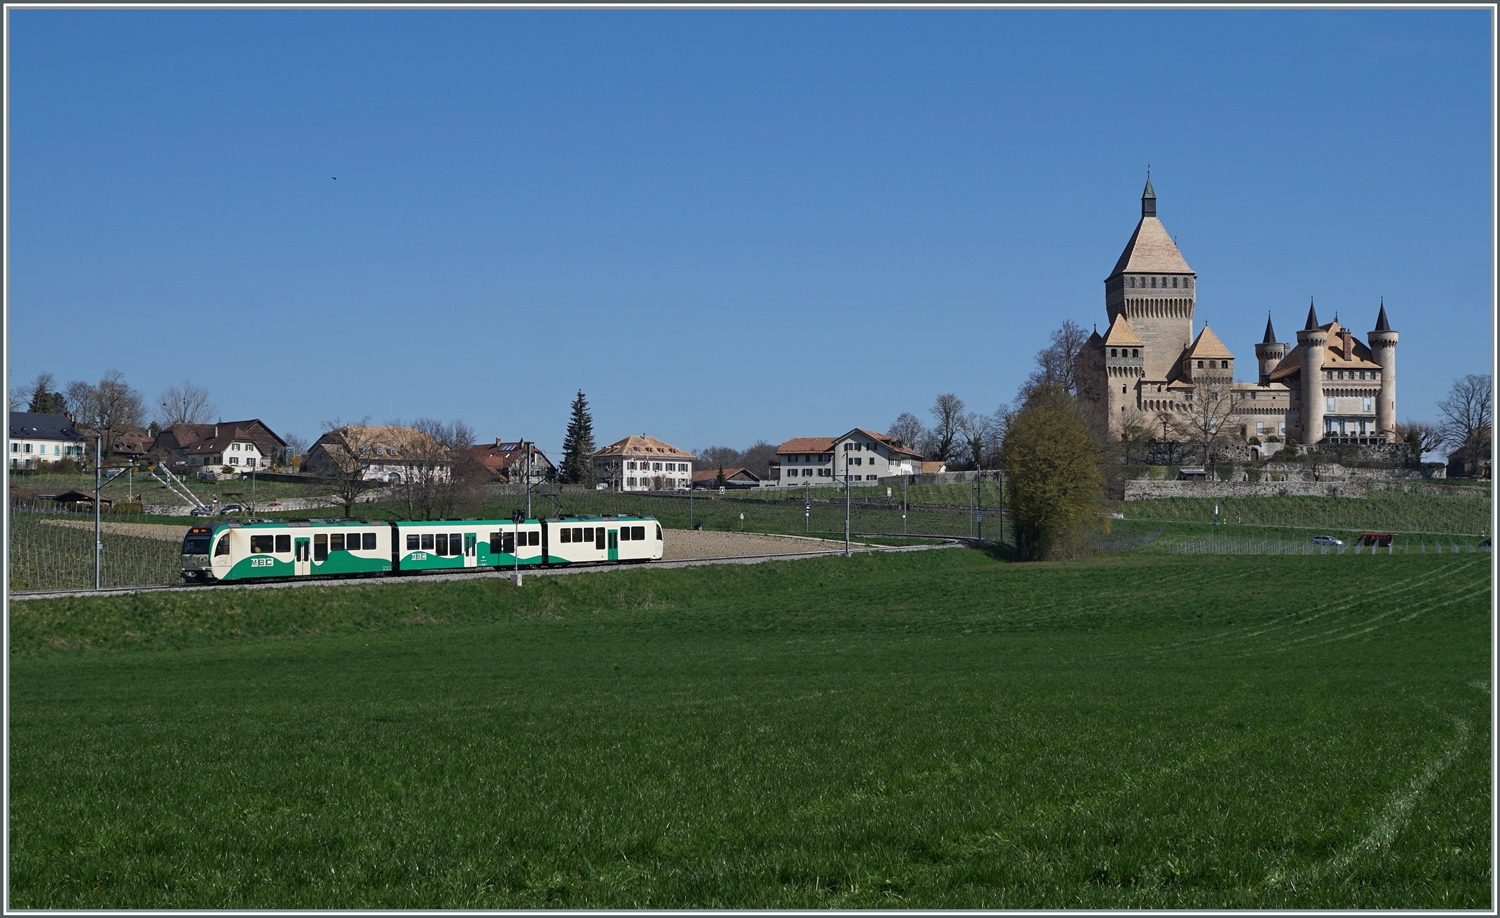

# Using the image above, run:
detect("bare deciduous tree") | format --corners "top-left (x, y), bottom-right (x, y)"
top-left (1437, 374), bottom-right (1492, 476)
top-left (1018, 320), bottom-right (1091, 401)
top-left (924, 394), bottom-right (965, 464)
top-left (405, 418), bottom-right (484, 520)
top-left (886, 412), bottom-right (926, 453)
top-left (957, 411), bottom-right (997, 471)
top-left (156, 381), bottom-right (217, 427)
top-left (1396, 419), bottom-right (1444, 459)
top-left (1170, 379), bottom-right (1243, 474)
top-left (65, 370), bottom-right (146, 457)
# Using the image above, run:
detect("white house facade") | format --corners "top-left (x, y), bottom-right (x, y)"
top-left (8, 412), bottom-right (87, 469)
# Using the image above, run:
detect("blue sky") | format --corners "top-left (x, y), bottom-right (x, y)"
top-left (6, 8), bottom-right (1493, 460)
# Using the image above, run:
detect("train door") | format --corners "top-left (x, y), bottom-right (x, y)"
top-left (607, 529), bottom-right (618, 561)
top-left (294, 537), bottom-right (310, 576)
top-left (464, 532), bottom-right (477, 567)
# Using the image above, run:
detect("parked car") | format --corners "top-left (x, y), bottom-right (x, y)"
top-left (190, 506), bottom-right (215, 517)
top-left (1311, 535), bottom-right (1344, 546)
top-left (219, 504), bottom-right (244, 515)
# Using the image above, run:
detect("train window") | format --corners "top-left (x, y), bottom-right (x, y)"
top-left (490, 532), bottom-right (502, 554)
top-left (331, 534), bottom-right (345, 552)
top-left (363, 533), bottom-right (377, 550)
top-left (633, 525), bottom-right (645, 540)
top-left (215, 536), bottom-right (232, 556)
top-left (346, 533), bottom-right (360, 550)
top-left (435, 533), bottom-right (448, 555)
top-left (620, 527), bottom-right (631, 541)
top-left (656, 524), bottom-right (662, 540)
top-left (573, 527), bottom-right (583, 542)
top-left (407, 534), bottom-right (419, 550)
top-left (582, 527), bottom-right (593, 542)
top-left (314, 534), bottom-right (328, 561)
top-left (560, 528), bottom-right (572, 543)
top-left (502, 533), bottom-right (515, 554)
top-left (595, 529), bottom-right (605, 550)
top-left (276, 534), bottom-right (291, 553)
top-left (251, 535), bottom-right (275, 553)
top-left (450, 534), bottom-right (461, 555)
top-left (421, 533), bottom-right (434, 550)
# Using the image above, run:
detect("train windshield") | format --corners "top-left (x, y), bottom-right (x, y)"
top-left (182, 533), bottom-right (212, 554)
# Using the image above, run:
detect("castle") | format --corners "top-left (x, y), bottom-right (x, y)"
top-left (1080, 179), bottom-right (1398, 447)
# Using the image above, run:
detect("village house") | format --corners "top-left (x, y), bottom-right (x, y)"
top-left (302, 424), bottom-right (449, 484)
top-left (8, 411), bottom-right (87, 470)
top-left (150, 420), bottom-right (288, 471)
top-left (767, 429), bottom-right (923, 487)
top-left (470, 439), bottom-right (555, 485)
top-left (592, 435), bottom-right (695, 491)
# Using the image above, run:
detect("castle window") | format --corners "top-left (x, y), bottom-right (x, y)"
top-left (1110, 348), bottom-right (1117, 357)
top-left (1221, 360), bottom-right (1229, 369)
top-left (1197, 360), bottom-right (1204, 369)
top-left (1151, 277), bottom-right (1157, 288)
top-left (1132, 349), bottom-right (1139, 357)
top-left (1172, 277), bottom-right (1178, 288)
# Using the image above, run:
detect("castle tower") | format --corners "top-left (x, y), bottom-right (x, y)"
top-left (1368, 299), bottom-right (1399, 441)
top-left (1296, 298), bottom-right (1327, 443)
top-left (1254, 313), bottom-right (1287, 385)
top-left (1103, 178), bottom-right (1196, 385)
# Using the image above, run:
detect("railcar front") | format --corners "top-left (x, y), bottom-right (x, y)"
top-left (181, 519), bottom-right (393, 583)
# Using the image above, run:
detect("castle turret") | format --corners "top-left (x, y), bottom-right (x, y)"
top-left (1296, 298), bottom-right (1327, 443)
top-left (1254, 312), bottom-right (1287, 385)
top-left (1368, 299), bottom-right (1398, 441)
top-left (1103, 177), bottom-right (1195, 385)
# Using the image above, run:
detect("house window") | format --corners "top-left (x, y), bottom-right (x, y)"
top-left (23, 444), bottom-right (31, 453)
top-left (1327, 397), bottom-right (1336, 411)
top-left (1363, 397), bottom-right (1373, 412)
top-left (229, 457), bottom-right (239, 465)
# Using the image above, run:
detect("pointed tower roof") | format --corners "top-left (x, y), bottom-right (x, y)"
top-left (1303, 297), bottom-right (1319, 330)
top-left (1141, 175), bottom-right (1156, 217)
top-left (1186, 324), bottom-right (1234, 360)
top-left (1103, 312), bottom-right (1144, 347)
top-left (1375, 298), bottom-right (1390, 331)
top-left (1262, 313), bottom-right (1278, 344)
top-left (1108, 216), bottom-right (1193, 276)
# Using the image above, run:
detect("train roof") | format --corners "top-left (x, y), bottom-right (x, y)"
top-left (191, 514), bottom-right (657, 534)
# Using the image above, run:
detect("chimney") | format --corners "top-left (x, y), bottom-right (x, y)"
top-left (1340, 328), bottom-right (1355, 360)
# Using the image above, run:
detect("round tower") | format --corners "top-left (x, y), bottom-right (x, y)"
top-left (1368, 299), bottom-right (1398, 441)
top-left (1254, 312), bottom-right (1287, 385)
top-left (1296, 298), bottom-right (1327, 443)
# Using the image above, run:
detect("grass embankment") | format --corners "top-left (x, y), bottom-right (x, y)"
top-left (9, 549), bottom-right (1490, 908)
top-left (1124, 492), bottom-right (1490, 536)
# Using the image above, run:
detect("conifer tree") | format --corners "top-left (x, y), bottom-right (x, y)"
top-left (559, 390), bottom-right (597, 484)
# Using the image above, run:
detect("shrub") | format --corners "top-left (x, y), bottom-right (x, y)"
top-left (1248, 436), bottom-right (1261, 445)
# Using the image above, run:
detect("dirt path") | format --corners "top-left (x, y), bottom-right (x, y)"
top-left (38, 520), bottom-right (858, 557)
top-left (660, 529), bottom-right (858, 559)
top-left (39, 520), bottom-right (188, 542)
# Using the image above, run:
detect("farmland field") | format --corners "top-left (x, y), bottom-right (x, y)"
top-left (9, 548), bottom-right (1490, 908)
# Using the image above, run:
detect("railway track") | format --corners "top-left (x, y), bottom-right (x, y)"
top-left (9, 539), bottom-right (963, 602)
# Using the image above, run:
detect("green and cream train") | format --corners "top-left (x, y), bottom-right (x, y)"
top-left (180, 514), bottom-right (663, 583)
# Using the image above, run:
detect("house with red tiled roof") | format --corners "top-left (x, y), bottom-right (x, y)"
top-left (150, 420), bottom-right (287, 471)
top-left (470, 439), bottom-right (555, 485)
top-left (769, 429), bottom-right (923, 487)
top-left (592, 435), bottom-right (695, 491)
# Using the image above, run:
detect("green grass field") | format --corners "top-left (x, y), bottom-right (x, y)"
top-left (9, 548), bottom-right (1490, 908)
top-left (1123, 491), bottom-right (1491, 536)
